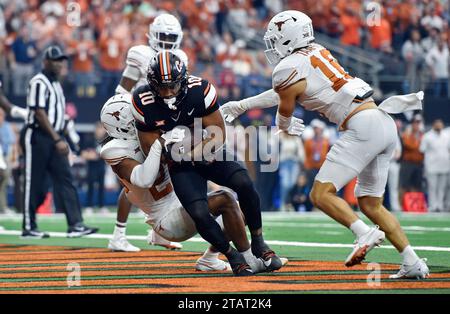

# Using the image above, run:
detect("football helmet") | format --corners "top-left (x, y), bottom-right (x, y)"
top-left (100, 94), bottom-right (136, 140)
top-left (147, 51), bottom-right (188, 110)
top-left (263, 10), bottom-right (315, 64)
top-left (148, 13), bottom-right (183, 51)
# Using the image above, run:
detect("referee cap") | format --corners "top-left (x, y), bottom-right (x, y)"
top-left (44, 45), bottom-right (68, 61)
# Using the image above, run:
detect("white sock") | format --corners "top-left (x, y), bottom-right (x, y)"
top-left (241, 248), bottom-right (264, 272)
top-left (400, 245), bottom-right (419, 265)
top-left (349, 219), bottom-right (371, 237)
top-left (113, 221), bottom-right (126, 239)
top-left (202, 247), bottom-right (220, 261)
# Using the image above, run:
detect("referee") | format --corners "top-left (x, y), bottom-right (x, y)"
top-left (21, 46), bottom-right (98, 238)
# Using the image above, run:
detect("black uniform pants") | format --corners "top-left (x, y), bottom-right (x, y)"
top-left (168, 152), bottom-right (262, 254)
top-left (21, 128), bottom-right (83, 231)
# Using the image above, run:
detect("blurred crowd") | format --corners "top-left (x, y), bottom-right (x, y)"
top-left (0, 0), bottom-right (450, 214)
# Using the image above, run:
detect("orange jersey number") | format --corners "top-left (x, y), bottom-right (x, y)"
top-left (148, 165), bottom-right (173, 201)
top-left (310, 49), bottom-right (353, 91)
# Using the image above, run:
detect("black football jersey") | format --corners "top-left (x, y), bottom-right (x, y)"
top-left (131, 76), bottom-right (219, 133)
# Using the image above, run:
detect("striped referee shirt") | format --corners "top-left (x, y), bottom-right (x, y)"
top-left (26, 70), bottom-right (66, 133)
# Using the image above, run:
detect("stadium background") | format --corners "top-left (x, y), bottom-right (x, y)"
top-left (0, 0), bottom-right (449, 295)
top-left (0, 0), bottom-right (449, 214)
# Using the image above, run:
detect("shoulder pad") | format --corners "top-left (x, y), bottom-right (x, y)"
top-left (126, 45), bottom-right (154, 70)
top-left (130, 85), bottom-right (152, 125)
top-left (202, 79), bottom-right (218, 111)
top-left (272, 53), bottom-right (309, 91)
top-left (100, 139), bottom-right (134, 166)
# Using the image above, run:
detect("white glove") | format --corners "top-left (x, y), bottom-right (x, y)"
top-left (220, 101), bottom-right (246, 123)
top-left (161, 127), bottom-right (186, 151)
top-left (286, 117), bottom-right (306, 136)
top-left (276, 113), bottom-right (305, 137)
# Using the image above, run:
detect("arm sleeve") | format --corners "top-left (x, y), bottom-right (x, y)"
top-left (130, 140), bottom-right (163, 188)
top-left (27, 80), bottom-right (47, 110)
top-left (240, 89), bottom-right (280, 111)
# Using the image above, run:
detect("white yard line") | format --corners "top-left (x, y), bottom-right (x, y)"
top-left (1, 229), bottom-right (449, 253)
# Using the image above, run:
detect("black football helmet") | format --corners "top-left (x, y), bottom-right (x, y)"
top-left (147, 51), bottom-right (188, 110)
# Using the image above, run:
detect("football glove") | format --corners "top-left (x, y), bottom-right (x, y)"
top-left (220, 101), bottom-right (246, 123)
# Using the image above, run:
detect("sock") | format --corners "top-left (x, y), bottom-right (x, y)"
top-left (250, 234), bottom-right (269, 257)
top-left (401, 245), bottom-right (419, 265)
top-left (224, 246), bottom-right (246, 267)
top-left (241, 248), bottom-right (264, 272)
top-left (201, 247), bottom-right (220, 261)
top-left (113, 221), bottom-right (126, 239)
top-left (349, 219), bottom-right (371, 237)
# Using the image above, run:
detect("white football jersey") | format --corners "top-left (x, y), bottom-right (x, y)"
top-left (272, 43), bottom-right (373, 127)
top-left (125, 45), bottom-right (189, 89)
top-left (100, 138), bottom-right (182, 225)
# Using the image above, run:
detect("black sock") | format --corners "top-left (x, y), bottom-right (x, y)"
top-left (224, 247), bottom-right (247, 268)
top-left (251, 234), bottom-right (269, 257)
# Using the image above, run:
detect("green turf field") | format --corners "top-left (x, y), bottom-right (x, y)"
top-left (1, 211), bottom-right (450, 268)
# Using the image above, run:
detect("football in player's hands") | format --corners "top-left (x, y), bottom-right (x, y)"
top-left (163, 126), bottom-right (207, 162)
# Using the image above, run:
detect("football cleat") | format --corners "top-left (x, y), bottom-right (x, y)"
top-left (147, 229), bottom-right (183, 250)
top-left (108, 237), bottom-right (141, 252)
top-left (195, 257), bottom-right (231, 272)
top-left (231, 263), bottom-right (254, 277)
top-left (389, 258), bottom-right (430, 279)
top-left (345, 225), bottom-right (385, 267)
top-left (258, 249), bottom-right (284, 272)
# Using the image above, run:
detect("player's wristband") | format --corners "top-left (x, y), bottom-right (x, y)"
top-left (276, 112), bottom-right (291, 131)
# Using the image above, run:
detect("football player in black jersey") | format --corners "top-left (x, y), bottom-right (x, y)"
top-left (131, 51), bottom-right (283, 274)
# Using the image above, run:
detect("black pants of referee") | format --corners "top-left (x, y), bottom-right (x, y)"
top-left (20, 128), bottom-right (83, 231)
top-left (168, 151), bottom-right (262, 254)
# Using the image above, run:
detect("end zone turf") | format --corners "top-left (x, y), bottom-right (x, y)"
top-left (0, 245), bottom-right (449, 294)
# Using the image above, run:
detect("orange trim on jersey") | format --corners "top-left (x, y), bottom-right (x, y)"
top-left (166, 51), bottom-right (171, 80)
top-left (159, 53), bottom-right (165, 80)
top-left (204, 83), bottom-right (211, 96)
top-left (276, 69), bottom-right (298, 90)
top-left (132, 96), bottom-right (144, 116)
top-left (207, 93), bottom-right (218, 109)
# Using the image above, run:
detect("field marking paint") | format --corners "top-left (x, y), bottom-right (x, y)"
top-left (1, 229), bottom-right (450, 253)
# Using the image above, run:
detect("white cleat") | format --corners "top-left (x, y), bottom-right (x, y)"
top-left (147, 229), bottom-right (183, 250)
top-left (108, 237), bottom-right (141, 252)
top-left (389, 258), bottom-right (430, 279)
top-left (195, 257), bottom-right (232, 272)
top-left (345, 225), bottom-right (385, 267)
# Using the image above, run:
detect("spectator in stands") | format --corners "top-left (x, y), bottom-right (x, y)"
top-left (67, 28), bottom-right (96, 98)
top-left (420, 119), bottom-right (450, 212)
top-left (421, 27), bottom-right (440, 53)
top-left (81, 122), bottom-right (107, 214)
top-left (279, 132), bottom-right (305, 211)
top-left (0, 107), bottom-right (15, 214)
top-left (402, 29), bottom-right (425, 94)
top-left (340, 7), bottom-right (361, 47)
top-left (399, 114), bottom-right (425, 202)
top-left (425, 33), bottom-right (449, 98)
top-left (387, 119), bottom-right (403, 212)
top-left (303, 119), bottom-right (329, 193)
top-left (98, 25), bottom-right (126, 98)
top-left (367, 12), bottom-right (392, 51)
top-left (9, 25), bottom-right (38, 96)
top-left (288, 174), bottom-right (312, 212)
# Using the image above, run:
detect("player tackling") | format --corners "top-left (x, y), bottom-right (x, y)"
top-left (110, 13), bottom-right (188, 251)
top-left (221, 10), bottom-right (429, 279)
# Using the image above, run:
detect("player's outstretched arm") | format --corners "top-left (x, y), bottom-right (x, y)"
top-left (275, 79), bottom-right (307, 137)
top-left (220, 89), bottom-right (280, 123)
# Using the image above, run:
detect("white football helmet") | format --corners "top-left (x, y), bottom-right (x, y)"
top-left (148, 13), bottom-right (183, 51)
top-left (100, 94), bottom-right (136, 140)
top-left (264, 10), bottom-right (315, 64)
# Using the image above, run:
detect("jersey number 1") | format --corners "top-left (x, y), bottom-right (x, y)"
top-left (310, 49), bottom-right (353, 91)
